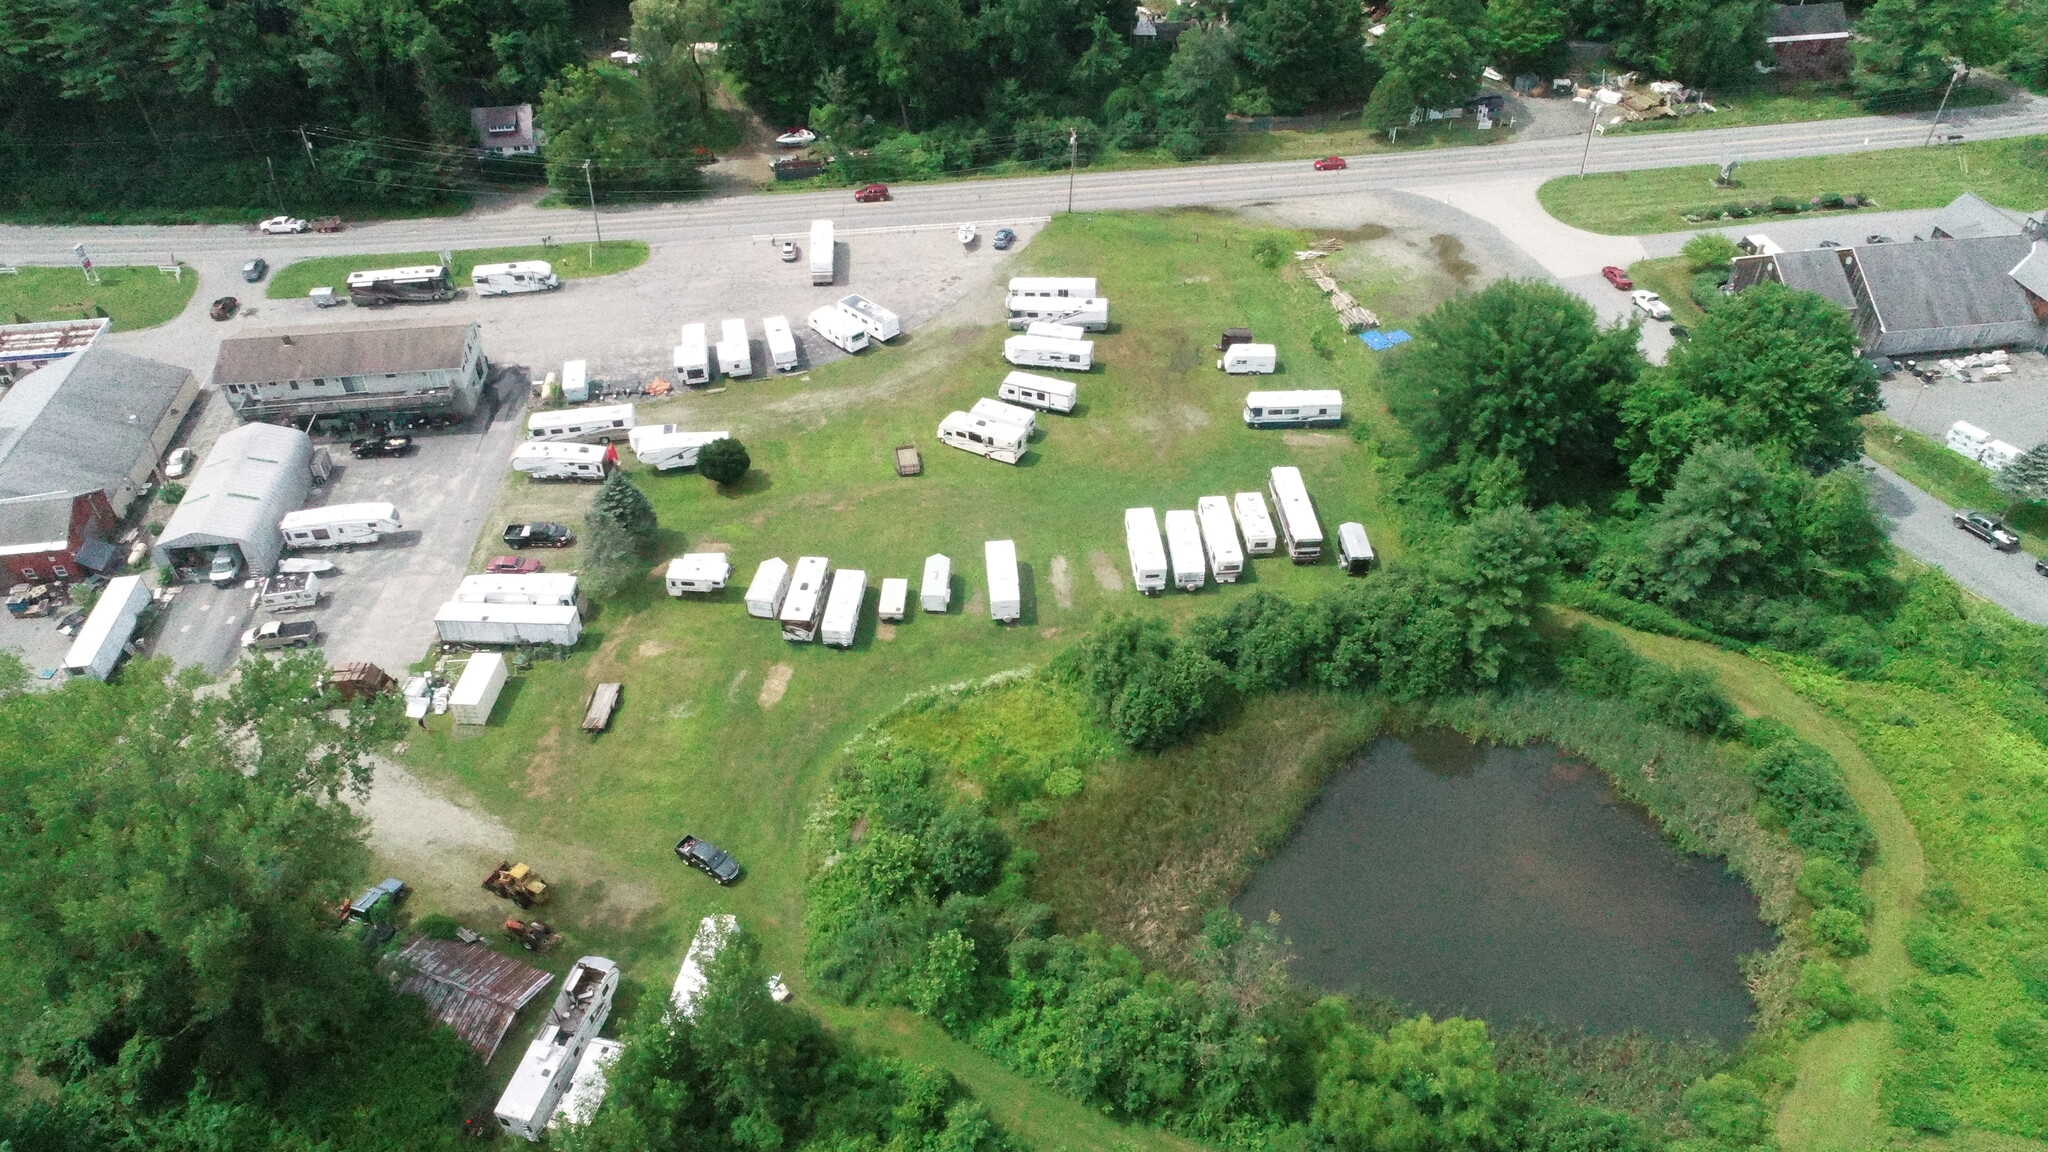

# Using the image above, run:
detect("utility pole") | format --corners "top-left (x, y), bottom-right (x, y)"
top-left (1066, 128), bottom-right (1079, 214)
top-left (298, 126), bottom-right (318, 174)
top-left (582, 159), bottom-right (603, 267)
top-left (265, 156), bottom-right (283, 214)
top-left (1924, 61), bottom-right (1966, 146)
top-left (1577, 96), bottom-right (1603, 178)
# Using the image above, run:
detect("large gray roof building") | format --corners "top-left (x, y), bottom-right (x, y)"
top-left (0, 344), bottom-right (199, 515)
top-left (1841, 235), bottom-right (2045, 356)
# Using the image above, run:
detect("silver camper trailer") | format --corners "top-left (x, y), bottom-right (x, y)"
top-left (716, 319), bottom-right (753, 378)
top-left (808, 306), bottom-right (870, 354)
top-left (1003, 333), bottom-right (1092, 371)
top-left (628, 425), bottom-right (728, 471)
top-left (512, 442), bottom-right (615, 482)
top-left (1243, 390), bottom-right (1342, 428)
top-left (1337, 522), bottom-right (1375, 575)
top-left (778, 555), bottom-right (832, 642)
top-left (937, 412), bottom-right (1026, 464)
top-left (1163, 509), bottom-right (1206, 591)
top-left (279, 502), bottom-right (402, 549)
top-left (1219, 343), bottom-right (1278, 374)
top-left (921, 554), bottom-right (952, 612)
top-left (745, 557), bottom-right (793, 618)
top-left (1233, 492), bottom-right (1278, 556)
top-left (1196, 496), bottom-right (1244, 583)
top-left (1268, 466), bottom-right (1323, 562)
top-left (997, 370), bottom-right (1077, 413)
top-left (674, 322), bottom-right (712, 385)
top-left (1124, 507), bottom-right (1168, 595)
top-left (820, 568), bottom-right (867, 648)
top-left (527, 404), bottom-right (636, 443)
top-left (763, 315), bottom-right (800, 372)
top-left (985, 539), bottom-right (1021, 623)
top-left (837, 295), bottom-right (900, 342)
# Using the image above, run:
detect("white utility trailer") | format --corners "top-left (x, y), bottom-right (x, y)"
top-left (998, 370), bottom-right (1077, 413)
top-left (1233, 492), bottom-right (1278, 555)
top-left (450, 652), bottom-right (509, 725)
top-left (1243, 390), bottom-right (1342, 428)
top-left (279, 502), bottom-right (402, 549)
top-left (764, 315), bottom-right (800, 371)
top-left (1163, 509), bottom-right (1206, 591)
top-left (921, 554), bottom-right (951, 612)
top-left (809, 220), bottom-right (834, 285)
top-left (717, 319), bottom-right (752, 377)
top-left (674, 322), bottom-right (712, 385)
top-left (1220, 343), bottom-right (1278, 374)
top-left (1005, 296), bottom-right (1108, 331)
top-left (666, 553), bottom-right (732, 595)
top-left (1007, 276), bottom-right (1097, 299)
top-left (512, 442), bottom-right (614, 481)
top-left (1003, 334), bottom-right (1092, 371)
top-left (473, 261), bottom-right (560, 296)
top-left (1124, 507), bottom-right (1167, 595)
top-left (877, 577), bottom-right (909, 621)
top-left (820, 568), bottom-right (867, 647)
top-left (1337, 522), bottom-right (1375, 575)
top-left (527, 404), bottom-right (635, 443)
top-left (808, 306), bottom-right (870, 354)
top-left (628, 425), bottom-right (729, 470)
top-left (985, 539), bottom-right (1021, 623)
top-left (456, 573), bottom-right (579, 606)
top-left (561, 358), bottom-right (590, 403)
top-left (434, 602), bottom-right (582, 646)
top-left (837, 294), bottom-right (900, 341)
top-left (1196, 496), bottom-right (1244, 583)
top-left (62, 574), bottom-right (149, 681)
top-left (1268, 466), bottom-right (1323, 562)
top-left (746, 557), bottom-right (792, 618)
top-left (937, 412), bottom-right (1026, 464)
top-left (969, 397), bottom-right (1037, 437)
top-left (778, 556), bottom-right (831, 642)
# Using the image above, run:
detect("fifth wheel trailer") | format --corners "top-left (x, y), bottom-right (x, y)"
top-left (810, 220), bottom-right (835, 285)
top-left (778, 555), bottom-right (832, 641)
top-left (1268, 466), bottom-right (1324, 562)
top-left (717, 319), bottom-right (753, 377)
top-left (61, 574), bottom-right (150, 681)
top-left (493, 955), bottom-right (619, 1142)
top-left (808, 306), bottom-right (870, 354)
top-left (1003, 334), bottom-right (1092, 371)
top-left (763, 315), bottom-right (800, 371)
top-left (674, 323), bottom-right (712, 385)
top-left (1163, 510), bottom-right (1206, 591)
top-left (628, 425), bottom-right (729, 471)
top-left (921, 554), bottom-right (951, 612)
top-left (279, 502), bottom-right (402, 549)
top-left (746, 557), bottom-right (792, 618)
top-left (1124, 507), bottom-right (1167, 595)
top-left (1196, 496), bottom-right (1244, 583)
top-left (820, 568), bottom-right (867, 648)
top-left (985, 539), bottom-right (1021, 623)
top-left (527, 404), bottom-right (636, 443)
top-left (1233, 492), bottom-right (1278, 556)
top-left (998, 371), bottom-right (1077, 413)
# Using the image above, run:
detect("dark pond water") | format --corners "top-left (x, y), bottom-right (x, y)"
top-left (1232, 733), bottom-right (1773, 1043)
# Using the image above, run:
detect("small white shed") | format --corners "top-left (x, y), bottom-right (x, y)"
top-left (985, 539), bottom-right (1020, 623)
top-left (666, 553), bottom-right (732, 595)
top-left (877, 577), bottom-right (909, 621)
top-left (450, 652), bottom-right (509, 725)
top-left (745, 558), bottom-right (791, 618)
top-left (921, 554), bottom-right (951, 612)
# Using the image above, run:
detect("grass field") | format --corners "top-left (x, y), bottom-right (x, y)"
top-left (0, 264), bottom-right (197, 330)
top-left (266, 240), bottom-right (650, 299)
top-left (1863, 415), bottom-right (2048, 554)
top-left (1538, 134), bottom-right (2048, 235)
top-left (1626, 255), bottom-right (1712, 328)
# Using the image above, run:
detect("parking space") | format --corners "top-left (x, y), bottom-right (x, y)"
top-left (0, 602), bottom-right (88, 686)
top-left (1879, 349), bottom-right (2048, 449)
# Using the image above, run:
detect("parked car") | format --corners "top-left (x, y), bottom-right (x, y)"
top-left (992, 227), bottom-right (1016, 250)
top-left (503, 522), bottom-right (575, 549)
top-left (1669, 324), bottom-right (1692, 342)
top-left (1954, 510), bottom-right (2020, 551)
top-left (674, 835), bottom-right (741, 884)
top-left (1313, 156), bottom-right (1347, 171)
top-left (258, 215), bottom-right (308, 234)
top-left (241, 620), bottom-right (319, 649)
top-left (164, 447), bottom-right (197, 479)
top-left (345, 878), bottom-right (409, 920)
top-left (1601, 266), bottom-right (1633, 290)
top-left (209, 296), bottom-right (239, 321)
top-left (854, 183), bottom-right (890, 203)
top-left (486, 555), bottom-right (543, 574)
top-left (1818, 239), bottom-right (1842, 249)
top-left (778, 240), bottom-right (798, 262)
top-left (1630, 290), bottom-right (1671, 320)
top-left (241, 258), bottom-right (268, 283)
top-left (1865, 234), bottom-right (1893, 244)
top-left (349, 434), bottom-right (414, 459)
top-left (208, 550), bottom-right (243, 586)
top-left (775, 127), bottom-right (817, 146)
top-left (2036, 556), bottom-right (2048, 577)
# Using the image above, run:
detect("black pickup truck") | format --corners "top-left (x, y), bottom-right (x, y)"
top-left (674, 836), bottom-right (741, 885)
top-left (502, 522), bottom-right (575, 549)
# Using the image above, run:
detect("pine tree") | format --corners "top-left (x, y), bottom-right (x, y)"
top-left (583, 470), bottom-right (657, 596)
top-left (1994, 443), bottom-right (2048, 504)
top-left (590, 469), bottom-right (657, 547)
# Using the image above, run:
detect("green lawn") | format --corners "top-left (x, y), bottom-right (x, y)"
top-left (1863, 415), bottom-right (2048, 555)
top-left (1538, 134), bottom-right (2048, 235)
top-left (0, 263), bottom-right (198, 330)
top-left (265, 240), bottom-right (650, 299)
top-left (1626, 255), bottom-right (1712, 328)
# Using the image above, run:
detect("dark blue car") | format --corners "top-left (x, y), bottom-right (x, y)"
top-left (992, 227), bottom-right (1016, 251)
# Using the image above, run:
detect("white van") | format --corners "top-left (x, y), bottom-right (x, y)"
top-left (998, 371), bottom-right (1077, 413)
top-left (985, 539), bottom-right (1021, 623)
top-left (1003, 334), bottom-right (1092, 371)
top-left (764, 315), bottom-right (800, 372)
top-left (969, 397), bottom-right (1037, 438)
top-left (1220, 343), bottom-right (1278, 374)
top-left (837, 295), bottom-right (900, 341)
top-left (674, 322), bottom-right (712, 385)
top-left (473, 261), bottom-right (560, 296)
top-left (921, 554), bottom-right (951, 612)
top-left (808, 306), bottom-right (870, 354)
top-left (1163, 510), bottom-right (1206, 591)
top-left (666, 553), bottom-right (732, 595)
top-left (1337, 522), bottom-right (1375, 575)
top-left (561, 359), bottom-right (589, 403)
top-left (1196, 496), bottom-right (1244, 583)
top-left (937, 412), bottom-right (1026, 464)
top-left (820, 568), bottom-right (867, 648)
top-left (1124, 507), bottom-right (1167, 595)
top-left (628, 425), bottom-right (729, 470)
top-left (1243, 390), bottom-right (1342, 428)
top-left (716, 319), bottom-right (753, 378)
top-left (527, 404), bottom-right (635, 443)
top-left (279, 502), bottom-right (402, 549)
top-left (745, 557), bottom-right (792, 618)
top-left (779, 556), bottom-right (831, 641)
top-left (512, 442), bottom-right (614, 482)
top-left (1233, 492), bottom-right (1277, 555)
top-left (877, 578), bottom-right (909, 621)
top-left (1269, 466), bottom-right (1323, 562)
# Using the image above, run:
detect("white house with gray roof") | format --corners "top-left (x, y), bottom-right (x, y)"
top-left (212, 320), bottom-right (486, 422)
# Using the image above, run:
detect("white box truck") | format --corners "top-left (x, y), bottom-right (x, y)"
top-left (808, 306), bottom-right (869, 354)
top-left (256, 571), bottom-right (321, 611)
top-left (1004, 334), bottom-right (1092, 371)
top-left (434, 602), bottom-right (582, 646)
top-left (450, 652), bottom-right (508, 725)
top-left (821, 568), bottom-right (867, 647)
top-left (1233, 492), bottom-right (1278, 556)
top-left (1337, 522), bottom-right (1375, 575)
top-left (1163, 509), bottom-right (1206, 591)
top-left (937, 412), bottom-right (1026, 464)
top-left (674, 322), bottom-right (712, 385)
top-left (1243, 390), bottom-right (1342, 428)
top-left (921, 554), bottom-right (951, 612)
top-left (1008, 276), bottom-right (1097, 299)
top-left (746, 557), bottom-right (792, 618)
top-left (1124, 507), bottom-right (1167, 595)
top-left (549, 1038), bottom-right (622, 1132)
top-left (717, 319), bottom-right (752, 377)
top-left (1220, 343), bottom-right (1278, 374)
top-left (985, 539), bottom-right (1021, 623)
top-left (627, 425), bottom-right (729, 471)
top-left (1196, 496), bottom-right (1244, 583)
top-left (61, 574), bottom-right (149, 681)
top-left (562, 359), bottom-right (590, 403)
top-left (998, 371), bottom-right (1077, 413)
top-left (528, 404), bottom-right (635, 443)
top-left (1269, 466), bottom-right (1323, 562)
top-left (493, 956), bottom-right (618, 1142)
top-left (969, 397), bottom-right (1037, 437)
top-left (512, 442), bottom-right (615, 481)
top-left (764, 315), bottom-right (800, 372)
top-left (666, 553), bottom-right (732, 595)
top-left (878, 577), bottom-right (909, 621)
top-left (1005, 296), bottom-right (1109, 331)
top-left (455, 573), bottom-right (579, 606)
top-left (473, 261), bottom-right (561, 296)
top-left (779, 556), bottom-right (831, 642)
top-left (280, 502), bottom-right (402, 549)
top-left (809, 220), bottom-right (834, 285)
top-left (837, 294), bottom-right (900, 342)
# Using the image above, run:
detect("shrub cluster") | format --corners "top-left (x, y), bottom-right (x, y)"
top-left (1556, 625), bottom-right (1743, 738)
top-left (1680, 192), bottom-right (1870, 222)
top-left (1744, 733), bottom-right (1873, 866)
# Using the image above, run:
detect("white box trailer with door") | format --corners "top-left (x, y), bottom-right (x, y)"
top-left (921, 554), bottom-right (951, 612)
top-left (666, 553), bottom-right (732, 595)
top-left (456, 573), bottom-right (579, 606)
top-left (998, 371), bottom-right (1077, 413)
top-left (62, 574), bottom-right (149, 681)
top-left (1243, 390), bottom-right (1342, 428)
top-left (279, 502), bottom-right (402, 549)
top-left (1003, 334), bottom-right (1092, 371)
top-left (512, 442), bottom-right (614, 481)
top-left (985, 539), bottom-right (1021, 623)
top-left (1008, 276), bottom-right (1097, 299)
top-left (1005, 296), bottom-right (1109, 331)
top-left (970, 397), bottom-right (1037, 437)
top-left (1163, 510), bottom-right (1206, 591)
top-left (473, 261), bottom-right (561, 296)
top-left (1220, 343), bottom-right (1278, 374)
top-left (528, 404), bottom-right (635, 443)
top-left (779, 556), bottom-right (832, 641)
top-left (434, 602), bottom-right (582, 646)
top-left (1233, 492), bottom-right (1278, 555)
top-left (1196, 496), bottom-right (1244, 583)
top-left (257, 571), bottom-right (321, 611)
top-left (809, 220), bottom-right (835, 285)
top-left (562, 358), bottom-right (590, 403)
top-left (674, 322), bottom-right (712, 385)
top-left (628, 425), bottom-right (729, 471)
top-left (837, 294), bottom-right (900, 342)
top-left (937, 411), bottom-right (1027, 464)
top-left (717, 319), bottom-right (752, 377)
top-left (746, 557), bottom-right (792, 618)
top-left (820, 568), bottom-right (866, 647)
top-left (450, 652), bottom-right (509, 725)
top-left (493, 956), bottom-right (618, 1142)
top-left (1268, 466), bottom-right (1323, 562)
top-left (1337, 522), bottom-right (1375, 575)
top-left (1125, 507), bottom-right (1167, 595)
top-left (877, 577), bottom-right (909, 621)
top-left (763, 315), bottom-right (800, 371)
top-left (808, 306), bottom-right (870, 354)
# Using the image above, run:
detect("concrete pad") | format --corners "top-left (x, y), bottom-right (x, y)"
top-left (1393, 174), bottom-right (1647, 278)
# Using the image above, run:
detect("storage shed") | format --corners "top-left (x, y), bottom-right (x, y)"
top-left (153, 422), bottom-right (312, 578)
top-left (451, 653), bottom-right (509, 725)
top-left (985, 539), bottom-right (1021, 622)
top-left (921, 554), bottom-right (951, 612)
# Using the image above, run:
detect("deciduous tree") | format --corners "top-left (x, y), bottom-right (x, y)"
top-left (1238, 0), bottom-right (1368, 112)
top-left (1993, 442), bottom-right (2048, 504)
top-left (698, 436), bottom-right (751, 486)
top-left (1363, 0), bottom-right (1487, 129)
top-left (1313, 1014), bottom-right (1503, 1151)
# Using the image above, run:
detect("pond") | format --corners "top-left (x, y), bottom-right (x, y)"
top-left (1232, 732), bottom-right (1773, 1043)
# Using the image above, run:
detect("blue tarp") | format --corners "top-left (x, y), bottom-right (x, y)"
top-left (1358, 329), bottom-right (1412, 351)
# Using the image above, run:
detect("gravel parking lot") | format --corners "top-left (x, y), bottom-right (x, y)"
top-left (1879, 349), bottom-right (2048, 450)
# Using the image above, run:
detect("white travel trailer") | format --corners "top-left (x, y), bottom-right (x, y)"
top-left (764, 315), bottom-right (800, 372)
top-left (985, 539), bottom-right (1021, 623)
top-left (717, 319), bottom-right (753, 377)
top-left (1243, 390), bottom-right (1342, 428)
top-left (671, 915), bottom-right (736, 1016)
top-left (450, 652), bottom-right (508, 725)
top-left (1003, 334), bottom-right (1092, 371)
top-left (666, 553), bottom-right (732, 595)
top-left (970, 397), bottom-right (1037, 437)
top-left (1005, 296), bottom-right (1109, 331)
top-left (1025, 321), bottom-right (1087, 341)
top-left (435, 602), bottom-right (582, 646)
top-left (837, 294), bottom-right (900, 342)
top-left (1196, 496), bottom-right (1244, 583)
top-left (550, 1038), bottom-right (622, 1132)
top-left (1124, 507), bottom-right (1168, 595)
top-left (628, 425), bottom-right (729, 471)
top-left (279, 502), bottom-right (402, 549)
top-left (1337, 522), bottom-right (1375, 575)
top-left (62, 574), bottom-right (149, 681)
top-left (778, 555), bottom-right (832, 642)
top-left (1219, 343), bottom-right (1278, 374)
top-left (1163, 510), bottom-right (1206, 591)
top-left (1007, 276), bottom-right (1097, 300)
top-left (937, 411), bottom-right (1027, 464)
top-left (456, 573), bottom-right (578, 606)
top-left (809, 219), bottom-right (835, 285)
top-left (921, 554), bottom-right (952, 612)
top-left (998, 371), bottom-right (1077, 413)
top-left (493, 956), bottom-right (619, 1142)
top-left (257, 571), bottom-right (321, 611)
top-left (821, 568), bottom-right (867, 648)
top-left (472, 261), bottom-right (561, 297)
top-left (1268, 466), bottom-right (1323, 562)
top-left (808, 306), bottom-right (870, 354)
top-left (562, 359), bottom-right (590, 403)
top-left (877, 577), bottom-right (909, 621)
top-left (746, 557), bottom-right (792, 618)
top-left (527, 404), bottom-right (635, 443)
top-left (512, 441), bottom-right (615, 481)
top-left (1233, 492), bottom-right (1278, 556)
top-left (674, 322), bottom-right (712, 385)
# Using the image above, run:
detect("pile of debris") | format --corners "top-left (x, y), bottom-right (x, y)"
top-left (1294, 241), bottom-right (1380, 332)
top-left (1582, 74), bottom-right (1716, 132)
top-left (1935, 349), bottom-right (2016, 382)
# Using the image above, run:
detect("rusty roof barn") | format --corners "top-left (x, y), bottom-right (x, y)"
top-left (393, 937), bottom-right (554, 1060)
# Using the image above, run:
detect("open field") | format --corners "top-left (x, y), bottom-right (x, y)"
top-left (265, 240), bottom-right (650, 299)
top-left (0, 263), bottom-right (197, 330)
top-left (1538, 135), bottom-right (2048, 235)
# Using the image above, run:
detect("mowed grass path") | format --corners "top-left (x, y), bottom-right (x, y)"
top-left (266, 240), bottom-right (649, 299)
top-left (400, 210), bottom-right (1393, 1149)
top-left (0, 263), bottom-right (197, 329)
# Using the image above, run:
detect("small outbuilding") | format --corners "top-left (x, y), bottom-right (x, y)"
top-left (153, 422), bottom-right (313, 578)
top-left (450, 652), bottom-right (509, 725)
top-left (472, 104), bottom-right (540, 157)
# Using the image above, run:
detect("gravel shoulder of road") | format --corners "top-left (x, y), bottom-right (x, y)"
top-left (1864, 459), bottom-right (2048, 625)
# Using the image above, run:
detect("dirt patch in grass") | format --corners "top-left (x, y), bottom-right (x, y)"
top-left (1283, 431), bottom-right (1346, 449)
top-left (1049, 555), bottom-right (1074, 609)
top-left (639, 639), bottom-right (674, 658)
top-left (1088, 551), bottom-right (1122, 591)
top-left (757, 662), bottom-right (793, 708)
top-left (521, 725), bottom-right (564, 798)
top-left (877, 622), bottom-right (898, 641)
top-left (1430, 234), bottom-right (1478, 286)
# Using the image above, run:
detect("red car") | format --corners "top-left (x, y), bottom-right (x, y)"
top-left (1313, 156), bottom-right (1348, 171)
top-left (854, 183), bottom-right (890, 203)
top-left (1601, 266), bottom-right (1633, 290)
top-left (485, 555), bottom-right (543, 574)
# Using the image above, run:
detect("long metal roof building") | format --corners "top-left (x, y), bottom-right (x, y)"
top-left (152, 422), bottom-right (312, 576)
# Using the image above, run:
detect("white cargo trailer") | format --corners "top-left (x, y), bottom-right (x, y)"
top-left (434, 602), bottom-right (582, 646)
top-left (450, 652), bottom-right (509, 725)
top-left (877, 577), bottom-right (909, 621)
top-left (985, 539), bottom-right (1021, 622)
top-left (671, 914), bottom-right (736, 1017)
top-left (1124, 508), bottom-right (1167, 595)
top-left (473, 261), bottom-right (561, 296)
top-left (527, 404), bottom-right (635, 443)
top-left (1025, 321), bottom-right (1087, 341)
top-left (821, 568), bottom-right (866, 648)
top-left (1007, 276), bottom-right (1097, 299)
top-left (280, 502), bottom-right (402, 548)
top-left (627, 425), bottom-right (729, 471)
top-left (717, 319), bottom-right (752, 377)
top-left (969, 397), bottom-right (1037, 437)
top-left (256, 571), bottom-right (321, 611)
top-left (1243, 390), bottom-right (1342, 428)
top-left (1163, 510), bottom-right (1206, 591)
top-left (1337, 522), bottom-right (1375, 575)
top-left (809, 220), bottom-right (835, 285)
top-left (512, 441), bottom-right (615, 481)
top-left (746, 557), bottom-right (792, 618)
top-left (666, 553), bottom-right (732, 595)
top-left (62, 574), bottom-right (149, 681)
top-left (763, 315), bottom-right (800, 371)
top-left (1005, 296), bottom-right (1109, 331)
top-left (778, 556), bottom-right (831, 641)
top-left (837, 294), bottom-right (900, 341)
top-left (456, 573), bottom-right (578, 606)
top-left (493, 956), bottom-right (618, 1142)
top-left (1268, 466), bottom-right (1323, 562)
top-left (937, 411), bottom-right (1026, 464)
top-left (1003, 334), bottom-right (1092, 371)
top-left (1233, 492), bottom-right (1278, 556)
top-left (808, 306), bottom-right (870, 354)
top-left (562, 358), bottom-right (590, 403)
top-left (1220, 343), bottom-right (1278, 374)
top-left (549, 1038), bottom-right (622, 1132)
top-left (921, 554), bottom-right (951, 612)
top-left (1196, 496), bottom-right (1244, 583)
top-left (998, 371), bottom-right (1077, 413)
top-left (674, 323), bottom-right (712, 385)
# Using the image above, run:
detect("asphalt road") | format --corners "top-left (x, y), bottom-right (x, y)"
top-left (1865, 461), bottom-right (2048, 625)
